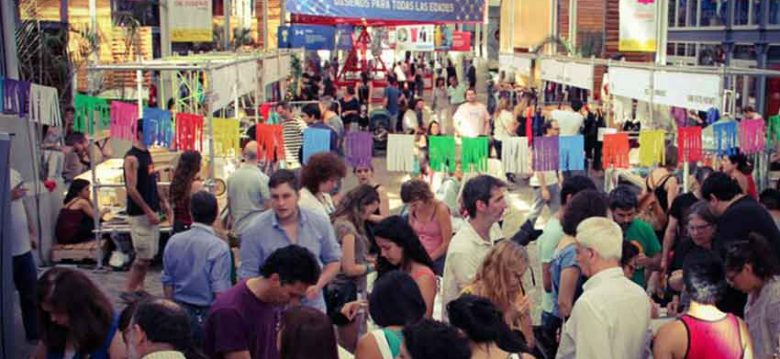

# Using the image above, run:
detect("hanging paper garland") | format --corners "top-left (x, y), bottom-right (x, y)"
top-left (638, 130), bottom-right (666, 167)
top-left (602, 133), bottom-right (630, 169)
top-left (256, 123), bottom-right (286, 162)
top-left (212, 118), bottom-right (241, 157)
top-left (768, 115), bottom-right (780, 145)
top-left (677, 126), bottom-right (703, 162)
top-left (712, 121), bottom-right (738, 156)
top-left (462, 136), bottom-right (489, 173)
top-left (345, 131), bottom-right (373, 168)
top-left (143, 108), bottom-right (174, 148)
top-left (501, 137), bottom-right (531, 174)
top-left (74, 95), bottom-right (110, 134)
top-left (3, 79), bottom-right (31, 117)
top-left (29, 84), bottom-right (61, 126)
top-left (303, 127), bottom-right (332, 164)
top-left (533, 136), bottom-right (559, 171)
top-left (738, 119), bottom-right (765, 155)
top-left (559, 135), bottom-right (585, 171)
top-left (110, 101), bottom-right (139, 141)
top-left (386, 134), bottom-right (417, 172)
top-left (428, 136), bottom-right (457, 173)
top-left (175, 112), bottom-right (204, 151)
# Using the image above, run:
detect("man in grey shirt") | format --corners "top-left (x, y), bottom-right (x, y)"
top-left (227, 141), bottom-right (270, 234)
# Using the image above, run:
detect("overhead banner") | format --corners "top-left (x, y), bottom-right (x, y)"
top-left (514, 56), bottom-right (533, 76)
top-left (278, 25), bottom-right (336, 50)
top-left (619, 0), bottom-right (657, 52)
top-left (608, 66), bottom-right (652, 102)
top-left (451, 31), bottom-right (472, 52)
top-left (286, 0), bottom-right (485, 23)
top-left (653, 71), bottom-right (722, 111)
top-left (396, 25), bottom-right (435, 51)
top-left (563, 62), bottom-right (594, 91)
top-left (540, 59), bottom-right (564, 83)
top-left (171, 0), bottom-right (213, 42)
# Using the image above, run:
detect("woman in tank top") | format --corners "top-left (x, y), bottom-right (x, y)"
top-left (400, 179), bottom-right (452, 275)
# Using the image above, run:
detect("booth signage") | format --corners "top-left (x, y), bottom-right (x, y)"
top-left (396, 25), bottom-right (435, 51)
top-left (563, 62), bottom-right (594, 91)
top-left (286, 0), bottom-right (486, 23)
top-left (170, 0), bottom-right (213, 42)
top-left (451, 31), bottom-right (472, 52)
top-left (278, 25), bottom-right (336, 50)
top-left (540, 59), bottom-right (565, 83)
top-left (653, 71), bottom-right (722, 111)
top-left (513, 56), bottom-right (532, 76)
top-left (619, 0), bottom-right (657, 52)
top-left (336, 25), bottom-right (355, 50)
top-left (608, 66), bottom-right (653, 102)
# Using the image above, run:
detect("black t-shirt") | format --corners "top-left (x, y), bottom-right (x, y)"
top-left (715, 196), bottom-right (780, 258)
top-left (670, 192), bottom-right (698, 221)
top-left (124, 146), bottom-right (160, 216)
top-left (340, 97), bottom-right (360, 125)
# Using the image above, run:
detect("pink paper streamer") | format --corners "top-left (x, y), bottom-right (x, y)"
top-left (739, 119), bottom-right (766, 155)
top-left (110, 101), bottom-right (139, 140)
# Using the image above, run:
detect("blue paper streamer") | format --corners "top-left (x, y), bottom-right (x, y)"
top-left (713, 121), bottom-right (738, 156)
top-left (303, 127), bottom-right (332, 164)
top-left (142, 108), bottom-right (174, 148)
top-left (559, 135), bottom-right (585, 171)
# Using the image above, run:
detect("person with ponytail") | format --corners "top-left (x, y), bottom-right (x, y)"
top-left (55, 179), bottom-right (109, 244)
top-left (169, 150), bottom-right (203, 233)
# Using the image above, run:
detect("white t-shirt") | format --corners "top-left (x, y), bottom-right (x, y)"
top-left (10, 169), bottom-right (31, 256)
top-left (454, 102), bottom-right (489, 138)
top-left (530, 170), bottom-right (559, 187)
top-left (551, 110), bottom-right (584, 136)
top-left (493, 110), bottom-right (515, 140)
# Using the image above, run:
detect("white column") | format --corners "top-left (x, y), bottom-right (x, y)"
top-left (1, 0), bottom-right (19, 79)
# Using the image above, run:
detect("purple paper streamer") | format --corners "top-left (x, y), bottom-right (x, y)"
top-left (533, 136), bottom-right (559, 171)
top-left (346, 131), bottom-right (373, 168)
top-left (3, 79), bottom-right (31, 117)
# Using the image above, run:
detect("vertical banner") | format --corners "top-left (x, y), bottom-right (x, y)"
top-left (451, 31), bottom-right (472, 52)
top-left (619, 0), bottom-right (657, 52)
top-left (396, 25), bottom-right (435, 51)
top-left (435, 25), bottom-right (454, 50)
top-left (171, 0), bottom-right (213, 42)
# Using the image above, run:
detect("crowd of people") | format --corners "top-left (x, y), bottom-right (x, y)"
top-left (8, 55), bottom-right (780, 359)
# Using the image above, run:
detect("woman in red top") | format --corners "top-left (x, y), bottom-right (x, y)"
top-left (653, 250), bottom-right (753, 359)
top-left (722, 153), bottom-right (757, 199)
top-left (169, 150), bottom-right (203, 233)
top-left (55, 179), bottom-right (110, 244)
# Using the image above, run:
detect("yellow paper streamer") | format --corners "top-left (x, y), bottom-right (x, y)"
top-left (212, 118), bottom-right (241, 158)
top-left (638, 130), bottom-right (666, 167)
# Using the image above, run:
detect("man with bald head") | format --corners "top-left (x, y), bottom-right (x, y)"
top-left (227, 141), bottom-right (271, 234)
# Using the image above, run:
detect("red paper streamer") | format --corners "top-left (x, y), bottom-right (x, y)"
top-left (602, 133), bottom-right (630, 169)
top-left (255, 123), bottom-right (285, 162)
top-left (677, 126), bottom-right (703, 162)
top-left (175, 112), bottom-right (204, 151)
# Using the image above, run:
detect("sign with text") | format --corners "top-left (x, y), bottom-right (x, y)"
top-left (653, 71), bottom-right (722, 111)
top-left (563, 62), bottom-right (594, 91)
top-left (619, 0), bottom-right (657, 52)
top-left (171, 0), bottom-right (213, 42)
top-left (451, 31), bottom-right (472, 52)
top-left (608, 66), bottom-right (653, 102)
top-left (396, 25), bottom-right (435, 51)
top-left (286, 0), bottom-right (485, 23)
top-left (278, 25), bottom-right (336, 50)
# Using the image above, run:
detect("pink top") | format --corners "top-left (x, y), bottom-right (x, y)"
top-left (409, 205), bottom-right (448, 256)
top-left (680, 313), bottom-right (743, 359)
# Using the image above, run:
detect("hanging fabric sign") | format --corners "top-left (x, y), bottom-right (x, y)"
top-left (170, 0), bottom-right (213, 42)
top-left (462, 136), bottom-right (489, 173)
top-left (602, 133), bottom-right (630, 169)
top-left (559, 135), bottom-right (585, 171)
top-left (712, 121), bottom-right (738, 156)
top-left (110, 101), bottom-right (139, 141)
top-left (638, 130), bottom-right (665, 167)
top-left (256, 124), bottom-right (286, 162)
top-left (236, 60), bottom-right (259, 98)
top-left (386, 134), bottom-right (416, 172)
top-left (513, 56), bottom-right (533, 77)
top-left (210, 66), bottom-right (237, 112)
top-left (501, 136), bottom-right (530, 174)
top-left (74, 94), bottom-right (110, 134)
top-left (619, 0), bottom-right (657, 52)
top-left (29, 84), bottom-right (61, 126)
top-left (563, 63), bottom-right (594, 91)
top-left (653, 71), bottom-right (722, 111)
top-left (533, 136), bottom-right (559, 171)
top-left (608, 67), bottom-right (653, 102)
top-left (212, 118), bottom-right (241, 157)
top-left (143, 108), bottom-right (174, 148)
top-left (739, 119), bottom-right (766, 155)
top-left (540, 59), bottom-right (565, 83)
top-left (677, 126), bottom-right (703, 162)
top-left (175, 112), bottom-right (204, 151)
top-left (345, 131), bottom-right (373, 168)
top-left (428, 135), bottom-right (457, 173)
top-left (303, 127), bottom-right (332, 164)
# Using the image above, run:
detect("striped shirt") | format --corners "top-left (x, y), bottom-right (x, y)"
top-left (283, 117), bottom-right (306, 164)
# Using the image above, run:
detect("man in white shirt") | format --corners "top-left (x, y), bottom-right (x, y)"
top-left (227, 141), bottom-right (270, 234)
top-left (551, 100), bottom-right (585, 136)
top-left (527, 120), bottom-right (561, 226)
top-left (453, 88), bottom-right (490, 138)
top-left (556, 217), bottom-right (651, 359)
top-left (9, 169), bottom-right (39, 341)
top-left (442, 175), bottom-right (507, 318)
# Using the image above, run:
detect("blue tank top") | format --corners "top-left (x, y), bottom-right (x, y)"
top-left (46, 314), bottom-right (119, 359)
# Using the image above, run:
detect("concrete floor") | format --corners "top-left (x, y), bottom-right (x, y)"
top-left (12, 155), bottom-right (552, 357)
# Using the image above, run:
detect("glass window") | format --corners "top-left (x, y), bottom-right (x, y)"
top-left (686, 0), bottom-right (699, 26)
top-left (678, 0), bottom-right (688, 26)
top-left (751, 0), bottom-right (761, 25)
top-left (667, 42), bottom-right (677, 55)
top-left (734, 0), bottom-right (750, 25)
top-left (669, 0), bottom-right (678, 27)
top-left (733, 45), bottom-right (757, 60)
top-left (687, 43), bottom-right (697, 57)
top-left (700, 0), bottom-right (726, 25)
top-left (771, 0), bottom-right (780, 24)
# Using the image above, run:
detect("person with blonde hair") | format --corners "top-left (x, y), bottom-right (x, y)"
top-left (464, 241), bottom-right (535, 350)
top-left (492, 98), bottom-right (518, 159)
top-left (556, 217), bottom-right (651, 359)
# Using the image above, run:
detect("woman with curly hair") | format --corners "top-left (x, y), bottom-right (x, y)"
top-left (169, 150), bottom-right (203, 233)
top-left (33, 267), bottom-right (125, 359)
top-left (373, 215), bottom-right (437, 318)
top-left (327, 184), bottom-right (380, 351)
top-left (299, 152), bottom-right (347, 218)
top-left (464, 241), bottom-right (535, 350)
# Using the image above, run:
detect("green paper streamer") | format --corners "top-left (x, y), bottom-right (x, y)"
top-left (768, 115), bottom-right (780, 145)
top-left (428, 136), bottom-right (457, 173)
top-left (461, 136), bottom-right (489, 173)
top-left (74, 94), bottom-right (110, 135)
